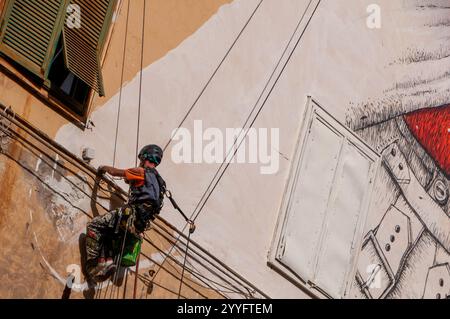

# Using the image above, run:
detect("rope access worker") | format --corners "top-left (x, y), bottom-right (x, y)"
top-left (85, 144), bottom-right (166, 282)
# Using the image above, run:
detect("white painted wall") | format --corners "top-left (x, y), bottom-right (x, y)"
top-left (56, 0), bottom-right (450, 298)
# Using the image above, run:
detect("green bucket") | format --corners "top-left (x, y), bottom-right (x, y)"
top-left (116, 234), bottom-right (142, 267)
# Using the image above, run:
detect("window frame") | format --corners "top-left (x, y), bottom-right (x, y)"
top-left (268, 97), bottom-right (381, 299)
top-left (0, 0), bottom-right (70, 79)
top-left (0, 0), bottom-right (121, 127)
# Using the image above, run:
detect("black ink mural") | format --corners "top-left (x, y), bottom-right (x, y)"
top-left (347, 0), bottom-right (450, 299)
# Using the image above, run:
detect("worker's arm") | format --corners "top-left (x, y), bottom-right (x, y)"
top-left (98, 165), bottom-right (126, 178)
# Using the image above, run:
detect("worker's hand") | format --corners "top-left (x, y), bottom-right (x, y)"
top-left (97, 165), bottom-right (107, 175)
top-left (188, 220), bottom-right (196, 234)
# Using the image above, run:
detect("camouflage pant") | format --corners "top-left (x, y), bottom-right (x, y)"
top-left (85, 203), bottom-right (156, 275)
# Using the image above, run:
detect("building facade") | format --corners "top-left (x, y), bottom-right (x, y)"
top-left (0, 0), bottom-right (448, 299)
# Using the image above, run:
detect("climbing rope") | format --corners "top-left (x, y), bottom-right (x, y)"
top-left (162, 0), bottom-right (265, 152)
top-left (135, 0), bottom-right (146, 167)
top-left (149, 190), bottom-right (195, 291)
top-left (103, 211), bottom-right (131, 299)
top-left (0, 108), bottom-right (264, 300)
top-left (147, 0), bottom-right (266, 294)
top-left (144, 226), bottom-right (251, 298)
top-left (165, 190), bottom-right (196, 229)
top-left (177, 226), bottom-right (194, 299)
top-left (129, 0), bottom-right (148, 297)
top-left (113, 0), bottom-right (131, 167)
top-left (161, 191), bottom-right (196, 300)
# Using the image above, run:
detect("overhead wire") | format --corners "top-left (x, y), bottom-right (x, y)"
top-left (152, 0), bottom-right (266, 288)
top-left (0, 105), bottom-right (128, 199)
top-left (158, 243), bottom-right (244, 297)
top-left (190, 0), bottom-right (318, 223)
top-left (177, 229), bottom-right (191, 299)
top-left (137, 274), bottom-right (189, 299)
top-left (0, 127), bottom-right (253, 296)
top-left (153, 215), bottom-right (267, 298)
top-left (138, 231), bottom-right (228, 298)
top-left (1, 0), bottom-right (270, 296)
top-left (147, 224), bottom-right (252, 298)
top-left (0, 0), bottom-right (276, 289)
top-left (150, 0), bottom-right (319, 291)
top-left (1, 138), bottom-right (246, 297)
top-left (0, 118), bottom-right (206, 299)
top-left (143, 222), bottom-right (253, 298)
top-left (1, 125), bottom-right (261, 299)
top-left (152, 4), bottom-right (322, 285)
top-left (139, 251), bottom-right (210, 299)
top-left (148, 232), bottom-right (234, 296)
top-left (163, 0), bottom-right (265, 152)
top-left (3, 120), bottom-right (120, 204)
top-left (141, 232), bottom-right (227, 298)
top-left (161, 4), bottom-right (322, 298)
top-left (0, 118), bottom-right (260, 299)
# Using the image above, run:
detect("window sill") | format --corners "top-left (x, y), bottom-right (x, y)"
top-left (0, 56), bottom-right (92, 131)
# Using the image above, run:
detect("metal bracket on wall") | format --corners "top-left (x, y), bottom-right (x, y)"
top-left (0, 105), bottom-right (14, 153)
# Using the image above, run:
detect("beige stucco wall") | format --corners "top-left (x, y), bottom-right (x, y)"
top-left (0, 0), bottom-right (234, 299)
top-left (0, 0), bottom-right (448, 298)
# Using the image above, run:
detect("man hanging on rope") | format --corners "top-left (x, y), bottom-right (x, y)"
top-left (84, 144), bottom-right (166, 282)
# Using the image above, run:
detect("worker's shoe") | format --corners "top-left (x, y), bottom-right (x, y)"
top-left (89, 258), bottom-right (117, 283)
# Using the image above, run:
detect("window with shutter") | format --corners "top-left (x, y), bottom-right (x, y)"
top-left (0, 0), bottom-right (69, 78)
top-left (62, 0), bottom-right (117, 97)
top-left (0, 0), bottom-right (118, 117)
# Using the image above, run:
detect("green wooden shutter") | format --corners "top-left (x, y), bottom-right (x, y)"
top-left (0, 0), bottom-right (69, 78)
top-left (63, 0), bottom-right (117, 97)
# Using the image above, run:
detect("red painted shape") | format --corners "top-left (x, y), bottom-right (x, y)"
top-left (404, 105), bottom-right (450, 177)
